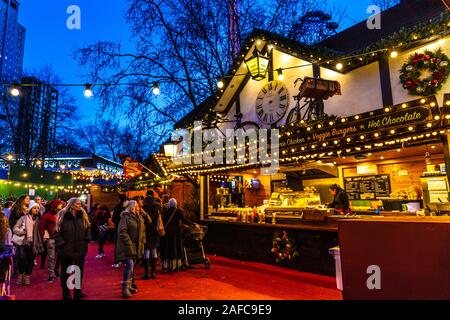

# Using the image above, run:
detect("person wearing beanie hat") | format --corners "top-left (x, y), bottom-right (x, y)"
top-left (40, 199), bottom-right (63, 282)
top-left (12, 201), bottom-right (43, 285)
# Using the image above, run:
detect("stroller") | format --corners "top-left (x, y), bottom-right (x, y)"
top-left (0, 246), bottom-right (15, 300)
top-left (181, 224), bottom-right (210, 270)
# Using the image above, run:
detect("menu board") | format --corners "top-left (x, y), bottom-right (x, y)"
top-left (344, 175), bottom-right (391, 200)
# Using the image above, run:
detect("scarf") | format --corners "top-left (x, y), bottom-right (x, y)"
top-left (33, 217), bottom-right (44, 254)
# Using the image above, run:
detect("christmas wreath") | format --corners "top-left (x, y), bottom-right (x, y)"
top-left (400, 49), bottom-right (450, 96)
top-left (271, 230), bottom-right (299, 263)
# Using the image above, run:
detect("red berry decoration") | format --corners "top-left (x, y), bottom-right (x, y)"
top-left (400, 49), bottom-right (450, 96)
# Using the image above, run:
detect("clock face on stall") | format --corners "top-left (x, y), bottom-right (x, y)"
top-left (256, 80), bottom-right (289, 125)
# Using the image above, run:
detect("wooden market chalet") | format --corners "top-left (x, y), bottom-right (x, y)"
top-left (155, 0), bottom-right (450, 299)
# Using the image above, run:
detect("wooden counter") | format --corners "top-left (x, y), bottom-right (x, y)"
top-left (201, 219), bottom-right (339, 276)
top-left (204, 219), bottom-right (338, 232)
top-left (338, 216), bottom-right (450, 299)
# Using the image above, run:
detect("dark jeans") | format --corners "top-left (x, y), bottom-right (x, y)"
top-left (122, 259), bottom-right (135, 282)
top-left (98, 230), bottom-right (107, 255)
top-left (16, 245), bottom-right (35, 276)
top-left (60, 256), bottom-right (86, 297)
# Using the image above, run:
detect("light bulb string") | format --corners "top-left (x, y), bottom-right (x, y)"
top-left (2, 36), bottom-right (438, 90)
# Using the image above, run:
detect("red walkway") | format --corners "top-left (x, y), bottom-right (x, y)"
top-left (11, 243), bottom-right (342, 300)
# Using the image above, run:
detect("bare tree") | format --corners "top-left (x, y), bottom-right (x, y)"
top-left (372, 0), bottom-right (401, 11)
top-left (77, 0), bottom-right (341, 152)
top-left (77, 124), bottom-right (99, 154)
top-left (0, 93), bottom-right (19, 156)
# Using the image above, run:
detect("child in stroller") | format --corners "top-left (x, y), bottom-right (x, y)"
top-left (0, 212), bottom-right (14, 300)
top-left (180, 224), bottom-right (210, 270)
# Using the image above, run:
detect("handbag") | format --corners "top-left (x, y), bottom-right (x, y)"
top-left (12, 218), bottom-right (26, 246)
top-left (98, 223), bottom-right (108, 232)
top-left (11, 234), bottom-right (25, 246)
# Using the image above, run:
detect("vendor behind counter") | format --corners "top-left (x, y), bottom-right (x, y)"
top-left (329, 184), bottom-right (350, 214)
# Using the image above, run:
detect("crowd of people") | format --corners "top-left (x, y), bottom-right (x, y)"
top-left (0, 190), bottom-right (197, 300)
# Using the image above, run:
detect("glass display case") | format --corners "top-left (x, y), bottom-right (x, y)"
top-left (265, 190), bottom-right (330, 223)
top-left (269, 191), bottom-right (321, 208)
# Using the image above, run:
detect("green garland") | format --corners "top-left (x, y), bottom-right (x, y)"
top-left (400, 49), bottom-right (450, 96)
top-left (271, 230), bottom-right (299, 263)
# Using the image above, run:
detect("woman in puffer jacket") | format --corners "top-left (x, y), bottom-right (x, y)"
top-left (12, 201), bottom-right (43, 285)
top-left (116, 200), bottom-right (146, 299)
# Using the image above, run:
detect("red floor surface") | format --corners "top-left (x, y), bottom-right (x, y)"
top-left (10, 243), bottom-right (342, 300)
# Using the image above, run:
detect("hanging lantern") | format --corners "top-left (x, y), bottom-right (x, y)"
top-left (164, 142), bottom-right (178, 157)
top-left (244, 48), bottom-right (269, 81)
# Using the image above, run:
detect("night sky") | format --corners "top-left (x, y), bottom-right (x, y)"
top-left (18, 0), bottom-right (376, 123)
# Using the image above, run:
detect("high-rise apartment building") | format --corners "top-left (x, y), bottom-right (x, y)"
top-left (0, 0), bottom-right (25, 82)
top-left (16, 77), bottom-right (58, 161)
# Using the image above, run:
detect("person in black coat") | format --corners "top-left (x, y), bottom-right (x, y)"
top-left (141, 195), bottom-right (162, 279)
top-left (160, 198), bottom-right (195, 272)
top-left (329, 184), bottom-right (350, 214)
top-left (54, 198), bottom-right (91, 301)
top-left (94, 205), bottom-right (111, 259)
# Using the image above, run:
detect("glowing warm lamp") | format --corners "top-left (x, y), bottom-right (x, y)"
top-left (164, 143), bottom-right (178, 157)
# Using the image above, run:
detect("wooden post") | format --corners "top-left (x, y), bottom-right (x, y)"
top-left (440, 134), bottom-right (450, 200)
top-left (200, 174), bottom-right (209, 220)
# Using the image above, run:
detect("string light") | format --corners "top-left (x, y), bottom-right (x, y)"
top-left (277, 69), bottom-right (285, 81)
top-left (152, 82), bottom-right (160, 95)
top-left (10, 84), bottom-right (20, 97)
top-left (84, 84), bottom-right (93, 98)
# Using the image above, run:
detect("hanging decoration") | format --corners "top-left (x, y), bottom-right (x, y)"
top-left (271, 230), bottom-right (299, 263)
top-left (400, 49), bottom-right (450, 96)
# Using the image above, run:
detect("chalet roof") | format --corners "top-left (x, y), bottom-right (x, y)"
top-left (320, 0), bottom-right (447, 54)
top-left (173, 0), bottom-right (449, 129)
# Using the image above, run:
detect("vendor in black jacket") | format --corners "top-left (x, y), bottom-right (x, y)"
top-left (329, 184), bottom-right (350, 214)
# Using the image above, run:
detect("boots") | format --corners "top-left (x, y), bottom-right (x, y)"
top-left (24, 275), bottom-right (31, 285)
top-left (16, 274), bottom-right (24, 285)
top-left (121, 281), bottom-right (131, 299)
top-left (62, 287), bottom-right (72, 301)
top-left (141, 259), bottom-right (150, 280)
top-left (150, 258), bottom-right (157, 279)
top-left (130, 279), bottom-right (138, 294)
top-left (74, 289), bottom-right (87, 300)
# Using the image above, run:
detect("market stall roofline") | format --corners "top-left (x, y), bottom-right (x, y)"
top-left (320, 0), bottom-right (448, 54)
top-left (0, 153), bottom-right (122, 167)
top-left (162, 95), bottom-right (450, 175)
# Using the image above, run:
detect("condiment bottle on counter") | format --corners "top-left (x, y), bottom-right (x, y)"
top-left (248, 209), bottom-right (253, 223)
top-left (253, 207), bottom-right (258, 223)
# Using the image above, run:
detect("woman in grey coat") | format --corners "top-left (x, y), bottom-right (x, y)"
top-left (116, 200), bottom-right (146, 299)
